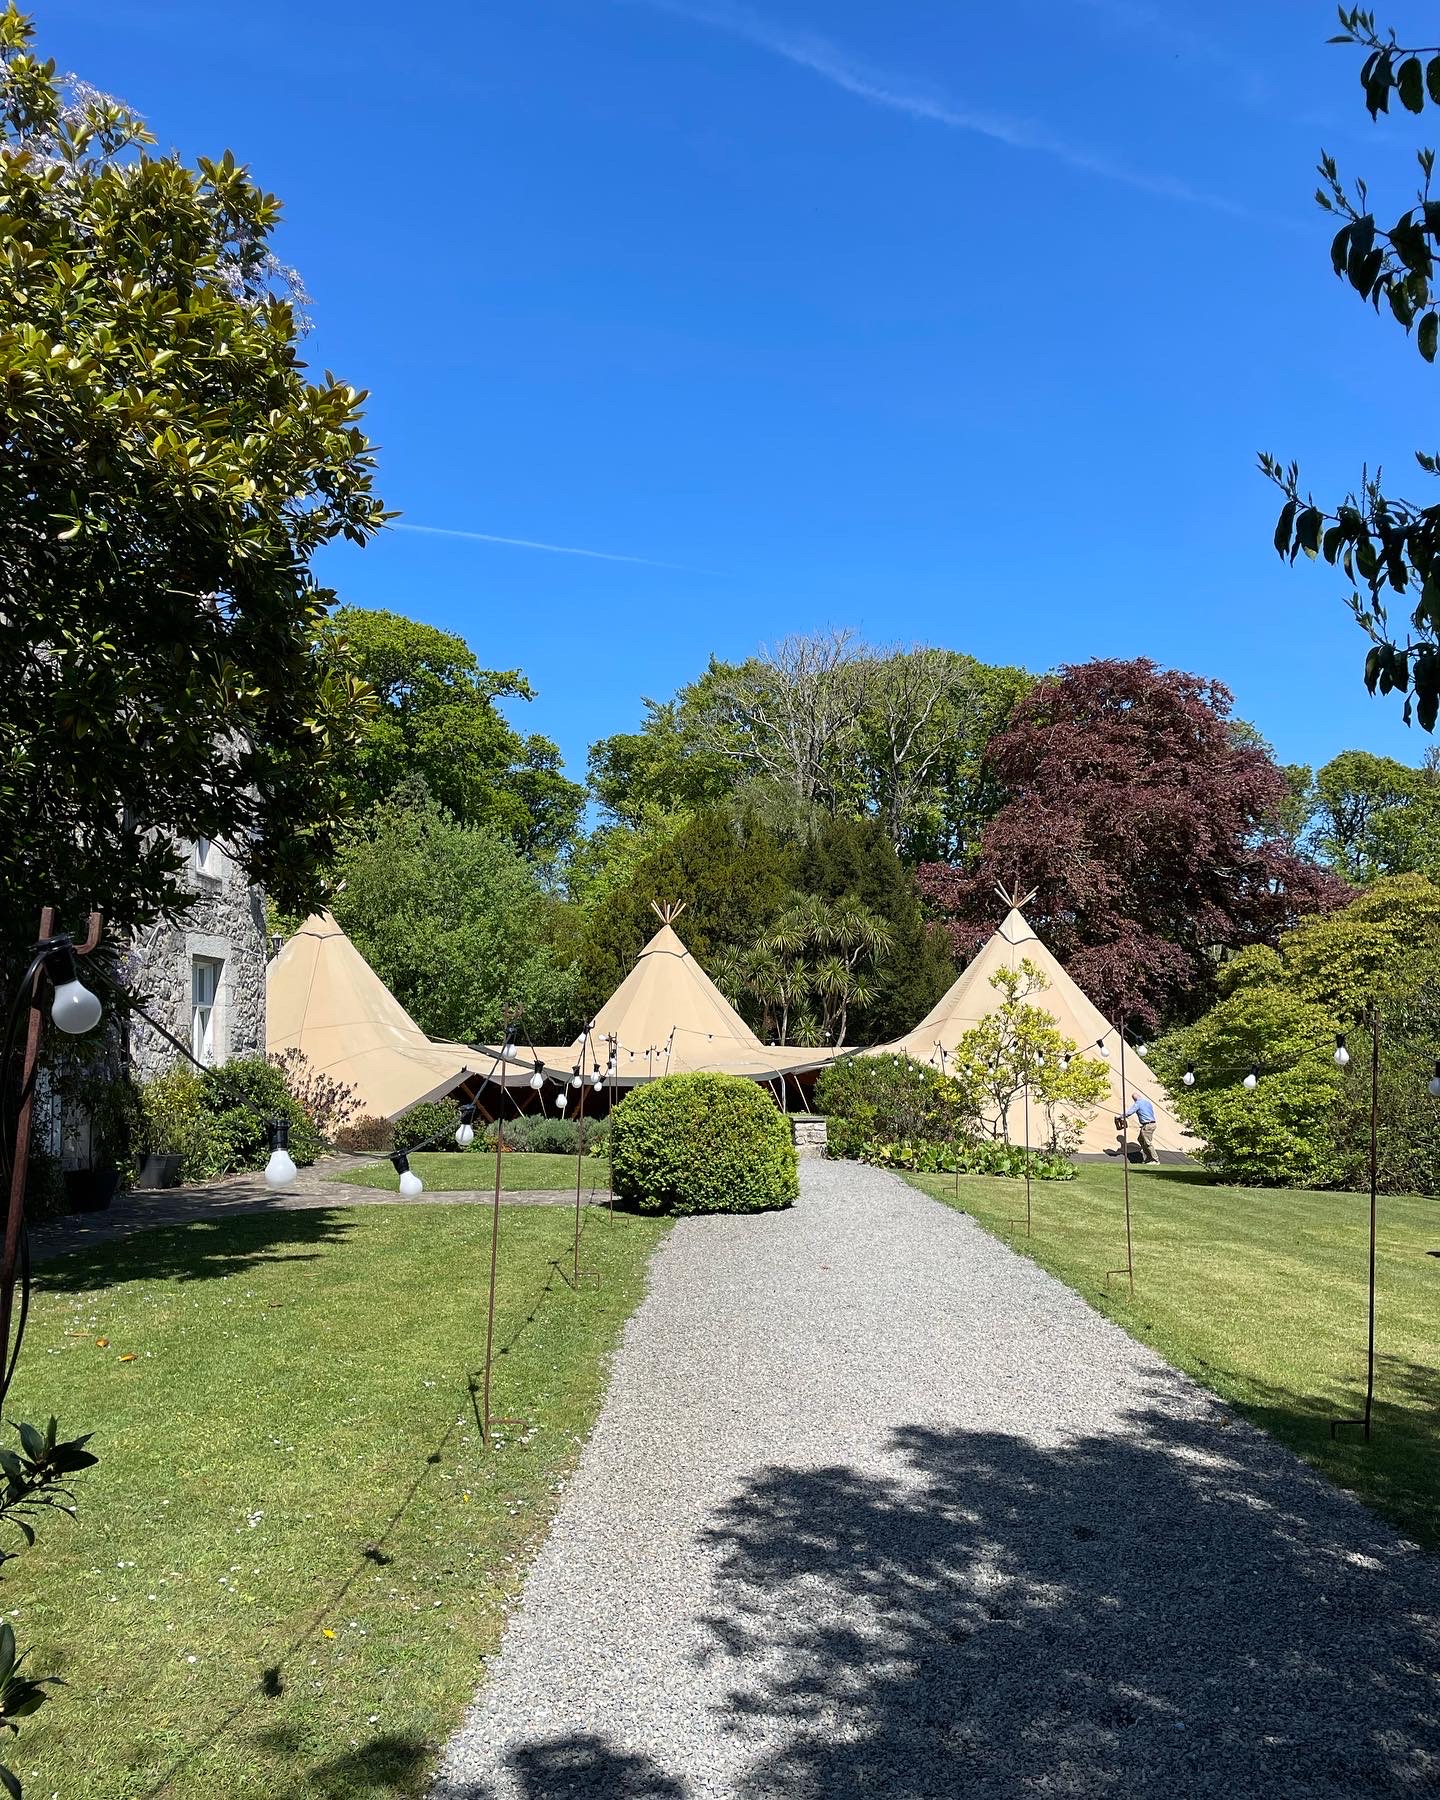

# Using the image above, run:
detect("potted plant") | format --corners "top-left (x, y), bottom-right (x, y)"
top-left (134, 1070), bottom-right (208, 1189)
top-left (56, 1061), bottom-right (139, 1211)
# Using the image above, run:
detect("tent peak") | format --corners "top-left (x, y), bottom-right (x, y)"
top-left (650, 899), bottom-right (687, 925)
top-left (994, 881), bottom-right (1038, 911)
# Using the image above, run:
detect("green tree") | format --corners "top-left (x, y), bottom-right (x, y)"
top-left (717, 892), bottom-right (893, 1046)
top-left (1311, 749), bottom-right (1440, 881)
top-left (949, 963), bottom-right (1110, 1150)
top-left (796, 815), bottom-right (957, 1040)
top-left (330, 608), bottom-right (584, 861)
top-left (331, 788), bottom-right (580, 1044)
top-left (566, 807), bottom-right (798, 1020)
top-left (0, 8), bottom-right (385, 967)
top-left (1263, 7), bottom-right (1440, 729)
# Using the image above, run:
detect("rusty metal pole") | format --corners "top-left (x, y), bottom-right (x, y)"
top-left (1363, 1003), bottom-right (1379, 1440)
top-left (480, 1078), bottom-right (505, 1445)
top-left (0, 907), bottom-right (53, 1403)
top-left (1023, 1075), bottom-right (1032, 1237)
top-left (1120, 1025), bottom-right (1134, 1296)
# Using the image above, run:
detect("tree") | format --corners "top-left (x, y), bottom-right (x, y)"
top-left (717, 893), bottom-right (893, 1046)
top-left (1311, 748), bottom-right (1440, 881)
top-left (917, 659), bottom-right (1349, 1033)
top-left (1262, 7), bottom-right (1440, 729)
top-left (331, 788), bottom-right (580, 1044)
top-left (1149, 875), bottom-right (1440, 1188)
top-left (330, 608), bottom-right (584, 861)
top-left (0, 8), bottom-right (385, 969)
top-left (565, 807), bottom-right (798, 1020)
top-left (948, 963), bottom-right (1110, 1150)
top-left (796, 815), bottom-right (957, 1041)
top-left (586, 638), bottom-right (1031, 862)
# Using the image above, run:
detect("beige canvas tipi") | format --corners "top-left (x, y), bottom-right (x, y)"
top-left (880, 904), bottom-right (1195, 1155)
top-left (266, 913), bottom-right (477, 1121)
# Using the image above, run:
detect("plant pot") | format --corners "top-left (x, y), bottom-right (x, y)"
top-left (62, 1166), bottom-right (121, 1213)
top-left (134, 1153), bottom-right (182, 1191)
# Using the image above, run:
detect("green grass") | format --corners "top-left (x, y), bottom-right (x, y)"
top-left (335, 1151), bottom-right (607, 1194)
top-left (5, 1199), bottom-right (668, 1798)
top-left (908, 1164), bottom-right (1440, 1549)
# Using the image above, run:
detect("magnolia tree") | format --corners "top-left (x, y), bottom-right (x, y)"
top-left (950, 964), bottom-right (1110, 1151)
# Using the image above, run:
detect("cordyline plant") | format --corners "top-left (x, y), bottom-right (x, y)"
top-left (0, 1417), bottom-right (98, 1798)
top-left (0, 3), bottom-right (386, 978)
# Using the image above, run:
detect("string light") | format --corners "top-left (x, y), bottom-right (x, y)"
top-left (1334, 1034), bottom-right (1350, 1069)
top-left (528, 1063), bottom-right (545, 1092)
top-left (1183, 1064), bottom-right (1195, 1087)
top-left (454, 1102), bottom-right (476, 1148)
top-left (263, 1118), bottom-right (297, 1190)
top-left (570, 1065), bottom-right (582, 1090)
top-left (45, 942), bottom-right (102, 1036)
top-left (1243, 1067), bottom-right (1259, 1091)
top-left (391, 1152), bottom-right (424, 1198)
top-left (555, 1090), bottom-right (568, 1112)
top-left (1429, 1060), bottom-right (1440, 1099)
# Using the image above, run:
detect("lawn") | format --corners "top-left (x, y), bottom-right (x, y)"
top-left (5, 1198), bottom-right (668, 1798)
top-left (908, 1163), bottom-right (1440, 1549)
top-left (335, 1151), bottom-right (607, 1194)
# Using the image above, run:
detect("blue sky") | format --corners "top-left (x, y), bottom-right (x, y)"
top-left (46, 0), bottom-right (1440, 778)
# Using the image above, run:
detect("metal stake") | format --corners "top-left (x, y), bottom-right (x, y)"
top-left (478, 1030), bottom-right (530, 1449)
top-left (1106, 1017), bottom-right (1135, 1298)
top-left (1333, 1002), bottom-right (1380, 1443)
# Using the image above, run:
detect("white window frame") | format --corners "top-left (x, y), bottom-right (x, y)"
top-left (191, 956), bottom-right (223, 1065)
top-left (193, 837), bottom-right (220, 877)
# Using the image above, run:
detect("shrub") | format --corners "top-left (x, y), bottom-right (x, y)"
top-left (483, 1115), bottom-right (610, 1155)
top-left (201, 1057), bottom-right (324, 1170)
top-left (25, 1148), bottom-right (70, 1221)
top-left (861, 1137), bottom-right (1075, 1180)
top-left (392, 1099), bottom-right (462, 1153)
top-left (610, 1073), bottom-right (797, 1215)
top-left (137, 1069), bottom-right (227, 1182)
top-left (815, 1054), bottom-right (974, 1161)
top-left (267, 1048), bottom-right (362, 1143)
top-left (333, 1114), bottom-right (395, 1154)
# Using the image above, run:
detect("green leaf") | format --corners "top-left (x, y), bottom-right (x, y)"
top-left (1294, 509), bottom-right (1323, 559)
top-left (1428, 55), bottom-right (1440, 105)
top-left (13, 1425), bottom-right (42, 1465)
top-left (1399, 56), bottom-right (1425, 113)
top-left (1420, 312), bottom-right (1438, 361)
top-left (1274, 498), bottom-right (1298, 556)
top-left (0, 1761), bottom-right (20, 1799)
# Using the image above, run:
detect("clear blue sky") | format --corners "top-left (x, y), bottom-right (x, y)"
top-left (47, 0), bottom-right (1439, 779)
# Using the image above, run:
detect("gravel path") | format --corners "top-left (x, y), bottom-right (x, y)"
top-left (431, 1160), bottom-right (1440, 1799)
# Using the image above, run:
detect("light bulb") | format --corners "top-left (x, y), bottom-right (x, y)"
top-left (264, 1120), bottom-right (296, 1189)
top-left (1183, 1066), bottom-right (1195, 1087)
top-left (528, 1070), bottom-right (545, 1091)
top-left (1243, 1067), bottom-right (1258, 1091)
top-left (399, 1169), bottom-right (423, 1198)
top-left (1097, 1040), bottom-right (1109, 1058)
top-left (591, 1073), bottom-right (603, 1090)
top-left (570, 1073), bottom-right (582, 1090)
top-left (1062, 1054), bottom-right (1072, 1071)
top-left (1429, 1060), bottom-right (1440, 1099)
top-left (50, 970), bottom-right (103, 1035)
top-left (555, 1091), bottom-right (568, 1111)
top-left (455, 1122), bottom-right (475, 1148)
top-left (1135, 1042), bottom-right (1148, 1058)
top-left (1334, 1034), bottom-right (1350, 1069)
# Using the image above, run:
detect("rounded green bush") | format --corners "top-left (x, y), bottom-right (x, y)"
top-left (610, 1073), bottom-right (798, 1215)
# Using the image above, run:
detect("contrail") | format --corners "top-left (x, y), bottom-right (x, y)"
top-left (630, 0), bottom-right (1257, 218)
top-left (392, 522), bottom-right (720, 574)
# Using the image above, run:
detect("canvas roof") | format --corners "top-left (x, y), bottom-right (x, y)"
top-left (878, 907), bottom-right (1197, 1155)
top-left (266, 913), bottom-right (477, 1121)
top-left (513, 922), bottom-right (835, 1088)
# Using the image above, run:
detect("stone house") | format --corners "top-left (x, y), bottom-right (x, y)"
top-left (126, 836), bottom-right (269, 1082)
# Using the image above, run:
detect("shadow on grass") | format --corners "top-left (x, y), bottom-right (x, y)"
top-left (32, 1206), bottom-right (355, 1293)
top-left (309, 1730), bottom-right (435, 1796)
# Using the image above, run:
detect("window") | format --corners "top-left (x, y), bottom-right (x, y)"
top-left (191, 957), bottom-right (223, 1065)
top-left (193, 837), bottom-right (218, 876)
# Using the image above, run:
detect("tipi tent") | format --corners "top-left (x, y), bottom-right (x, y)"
top-left (267, 913), bottom-right (478, 1121)
top-left (879, 903), bottom-right (1195, 1156)
top-left (502, 909), bottom-right (835, 1090)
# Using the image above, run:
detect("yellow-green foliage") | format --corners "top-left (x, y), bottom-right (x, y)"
top-left (610, 1073), bottom-right (798, 1214)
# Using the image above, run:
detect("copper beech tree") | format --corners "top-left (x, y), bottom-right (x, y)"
top-left (917, 660), bottom-right (1349, 1034)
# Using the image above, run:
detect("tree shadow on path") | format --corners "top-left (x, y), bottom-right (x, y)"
top-left (696, 1377), bottom-right (1440, 1797)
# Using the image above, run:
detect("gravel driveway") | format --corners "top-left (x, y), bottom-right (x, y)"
top-left (431, 1160), bottom-right (1440, 1798)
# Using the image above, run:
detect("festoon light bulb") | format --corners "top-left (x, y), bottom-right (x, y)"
top-left (590, 1072), bottom-right (604, 1091)
top-left (1183, 1064), bottom-right (1196, 1087)
top-left (1429, 1059), bottom-right (1440, 1099)
top-left (528, 1067), bottom-right (545, 1092)
top-left (47, 946), bottom-right (102, 1036)
top-left (555, 1090), bottom-right (568, 1112)
top-left (1243, 1067), bottom-right (1259, 1091)
top-left (570, 1069), bottom-right (582, 1090)
top-left (391, 1152), bottom-right (423, 1198)
top-left (264, 1118), bottom-right (297, 1190)
top-left (1334, 1034), bottom-right (1350, 1069)
top-left (454, 1104), bottom-right (476, 1148)
top-left (1135, 1042), bottom-right (1148, 1058)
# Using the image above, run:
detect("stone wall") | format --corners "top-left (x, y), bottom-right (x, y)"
top-left (790, 1114), bottom-right (828, 1161)
top-left (127, 839), bottom-right (268, 1085)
